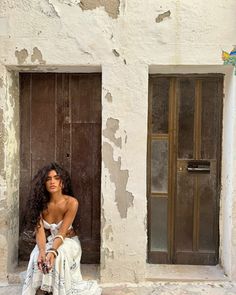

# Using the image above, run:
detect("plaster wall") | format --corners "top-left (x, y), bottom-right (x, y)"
top-left (0, 66), bottom-right (19, 282)
top-left (0, 0), bottom-right (235, 284)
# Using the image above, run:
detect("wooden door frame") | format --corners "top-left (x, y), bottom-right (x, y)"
top-left (18, 72), bottom-right (102, 263)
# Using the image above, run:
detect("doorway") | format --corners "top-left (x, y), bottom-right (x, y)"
top-left (148, 74), bottom-right (223, 264)
top-left (19, 73), bottom-right (101, 263)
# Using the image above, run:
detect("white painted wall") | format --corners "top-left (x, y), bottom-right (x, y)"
top-left (0, 0), bottom-right (236, 283)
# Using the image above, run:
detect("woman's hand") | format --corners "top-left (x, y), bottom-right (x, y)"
top-left (37, 250), bottom-right (46, 272)
top-left (45, 252), bottom-right (55, 272)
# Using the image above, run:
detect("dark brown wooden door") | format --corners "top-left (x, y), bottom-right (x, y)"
top-left (148, 75), bottom-right (223, 265)
top-left (19, 73), bottom-right (101, 263)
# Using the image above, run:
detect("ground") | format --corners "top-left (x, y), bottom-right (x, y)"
top-left (1, 282), bottom-right (236, 295)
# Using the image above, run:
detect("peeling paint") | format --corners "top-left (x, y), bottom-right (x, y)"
top-left (105, 224), bottom-right (113, 240)
top-left (105, 92), bottom-right (112, 103)
top-left (103, 118), bottom-right (121, 148)
top-left (39, 0), bottom-right (60, 18)
top-left (103, 142), bottom-right (134, 218)
top-left (0, 109), bottom-right (4, 171)
top-left (104, 247), bottom-right (114, 259)
top-left (0, 78), bottom-right (3, 88)
top-left (79, 0), bottom-right (120, 19)
top-left (15, 48), bottom-right (28, 65)
top-left (112, 49), bottom-right (120, 57)
top-left (156, 10), bottom-right (171, 23)
top-left (124, 130), bottom-right (127, 144)
top-left (31, 47), bottom-right (46, 64)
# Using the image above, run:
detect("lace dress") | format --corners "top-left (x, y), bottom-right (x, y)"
top-left (22, 220), bottom-right (102, 295)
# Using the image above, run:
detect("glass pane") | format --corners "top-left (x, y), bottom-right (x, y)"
top-left (178, 79), bottom-right (195, 159)
top-left (201, 79), bottom-right (219, 159)
top-left (150, 197), bottom-right (168, 251)
top-left (151, 140), bottom-right (168, 193)
top-left (152, 78), bottom-right (170, 134)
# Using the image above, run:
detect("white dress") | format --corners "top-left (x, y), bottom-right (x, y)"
top-left (22, 220), bottom-right (102, 295)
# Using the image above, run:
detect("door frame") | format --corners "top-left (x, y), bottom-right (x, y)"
top-left (147, 73), bottom-right (223, 264)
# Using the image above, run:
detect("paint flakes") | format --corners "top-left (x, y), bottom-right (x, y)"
top-left (15, 48), bottom-right (28, 65)
top-left (0, 109), bottom-right (4, 170)
top-left (105, 92), bottom-right (112, 103)
top-left (156, 10), bottom-right (171, 23)
top-left (103, 142), bottom-right (134, 219)
top-left (79, 0), bottom-right (120, 19)
top-left (104, 247), bottom-right (114, 259)
top-left (103, 118), bottom-right (121, 148)
top-left (112, 49), bottom-right (120, 57)
top-left (31, 47), bottom-right (46, 65)
top-left (105, 225), bottom-right (113, 241)
top-left (0, 78), bottom-right (3, 88)
top-left (39, 0), bottom-right (60, 17)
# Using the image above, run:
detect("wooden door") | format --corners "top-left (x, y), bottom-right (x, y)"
top-left (148, 75), bottom-right (223, 265)
top-left (19, 73), bottom-right (101, 263)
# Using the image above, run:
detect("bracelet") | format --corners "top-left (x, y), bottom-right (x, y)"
top-left (48, 248), bottom-right (59, 256)
top-left (46, 250), bottom-right (58, 258)
top-left (54, 234), bottom-right (64, 243)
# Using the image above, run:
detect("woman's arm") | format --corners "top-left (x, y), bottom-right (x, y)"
top-left (35, 218), bottom-right (47, 272)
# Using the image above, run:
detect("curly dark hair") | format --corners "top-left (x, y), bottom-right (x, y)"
top-left (26, 162), bottom-right (78, 231)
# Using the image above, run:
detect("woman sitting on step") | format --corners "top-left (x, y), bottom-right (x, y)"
top-left (22, 162), bottom-right (102, 295)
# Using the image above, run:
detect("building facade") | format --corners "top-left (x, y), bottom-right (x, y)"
top-left (0, 0), bottom-right (236, 285)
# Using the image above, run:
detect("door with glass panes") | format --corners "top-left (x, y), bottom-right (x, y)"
top-left (148, 75), bottom-right (223, 264)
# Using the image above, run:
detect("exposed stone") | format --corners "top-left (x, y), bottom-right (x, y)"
top-left (112, 49), bottom-right (120, 57)
top-left (156, 10), bottom-right (171, 23)
top-left (103, 142), bottom-right (134, 218)
top-left (31, 47), bottom-right (46, 65)
top-left (105, 92), bottom-right (112, 103)
top-left (104, 224), bottom-right (113, 240)
top-left (79, 0), bottom-right (120, 19)
top-left (0, 78), bottom-right (3, 88)
top-left (15, 49), bottom-right (28, 65)
top-left (103, 118), bottom-right (121, 148)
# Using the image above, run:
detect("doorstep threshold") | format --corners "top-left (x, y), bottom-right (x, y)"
top-left (146, 264), bottom-right (228, 282)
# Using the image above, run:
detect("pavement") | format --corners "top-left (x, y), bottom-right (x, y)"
top-left (1, 264), bottom-right (236, 294)
top-left (1, 281), bottom-right (236, 295)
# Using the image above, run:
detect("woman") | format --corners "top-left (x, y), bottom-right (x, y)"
top-left (22, 162), bottom-right (102, 295)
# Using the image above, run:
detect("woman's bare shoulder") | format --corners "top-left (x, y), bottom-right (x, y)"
top-left (65, 195), bottom-right (79, 207)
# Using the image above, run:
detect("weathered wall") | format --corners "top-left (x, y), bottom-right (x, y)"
top-left (0, 66), bottom-right (19, 282)
top-left (0, 0), bottom-right (236, 283)
top-left (101, 64), bottom-right (148, 282)
top-left (221, 73), bottom-right (236, 280)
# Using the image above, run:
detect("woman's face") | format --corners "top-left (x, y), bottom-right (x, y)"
top-left (45, 170), bottom-right (63, 194)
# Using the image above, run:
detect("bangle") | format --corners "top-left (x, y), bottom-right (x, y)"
top-left (46, 250), bottom-right (58, 258)
top-left (54, 234), bottom-right (64, 243)
top-left (48, 248), bottom-right (59, 256)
